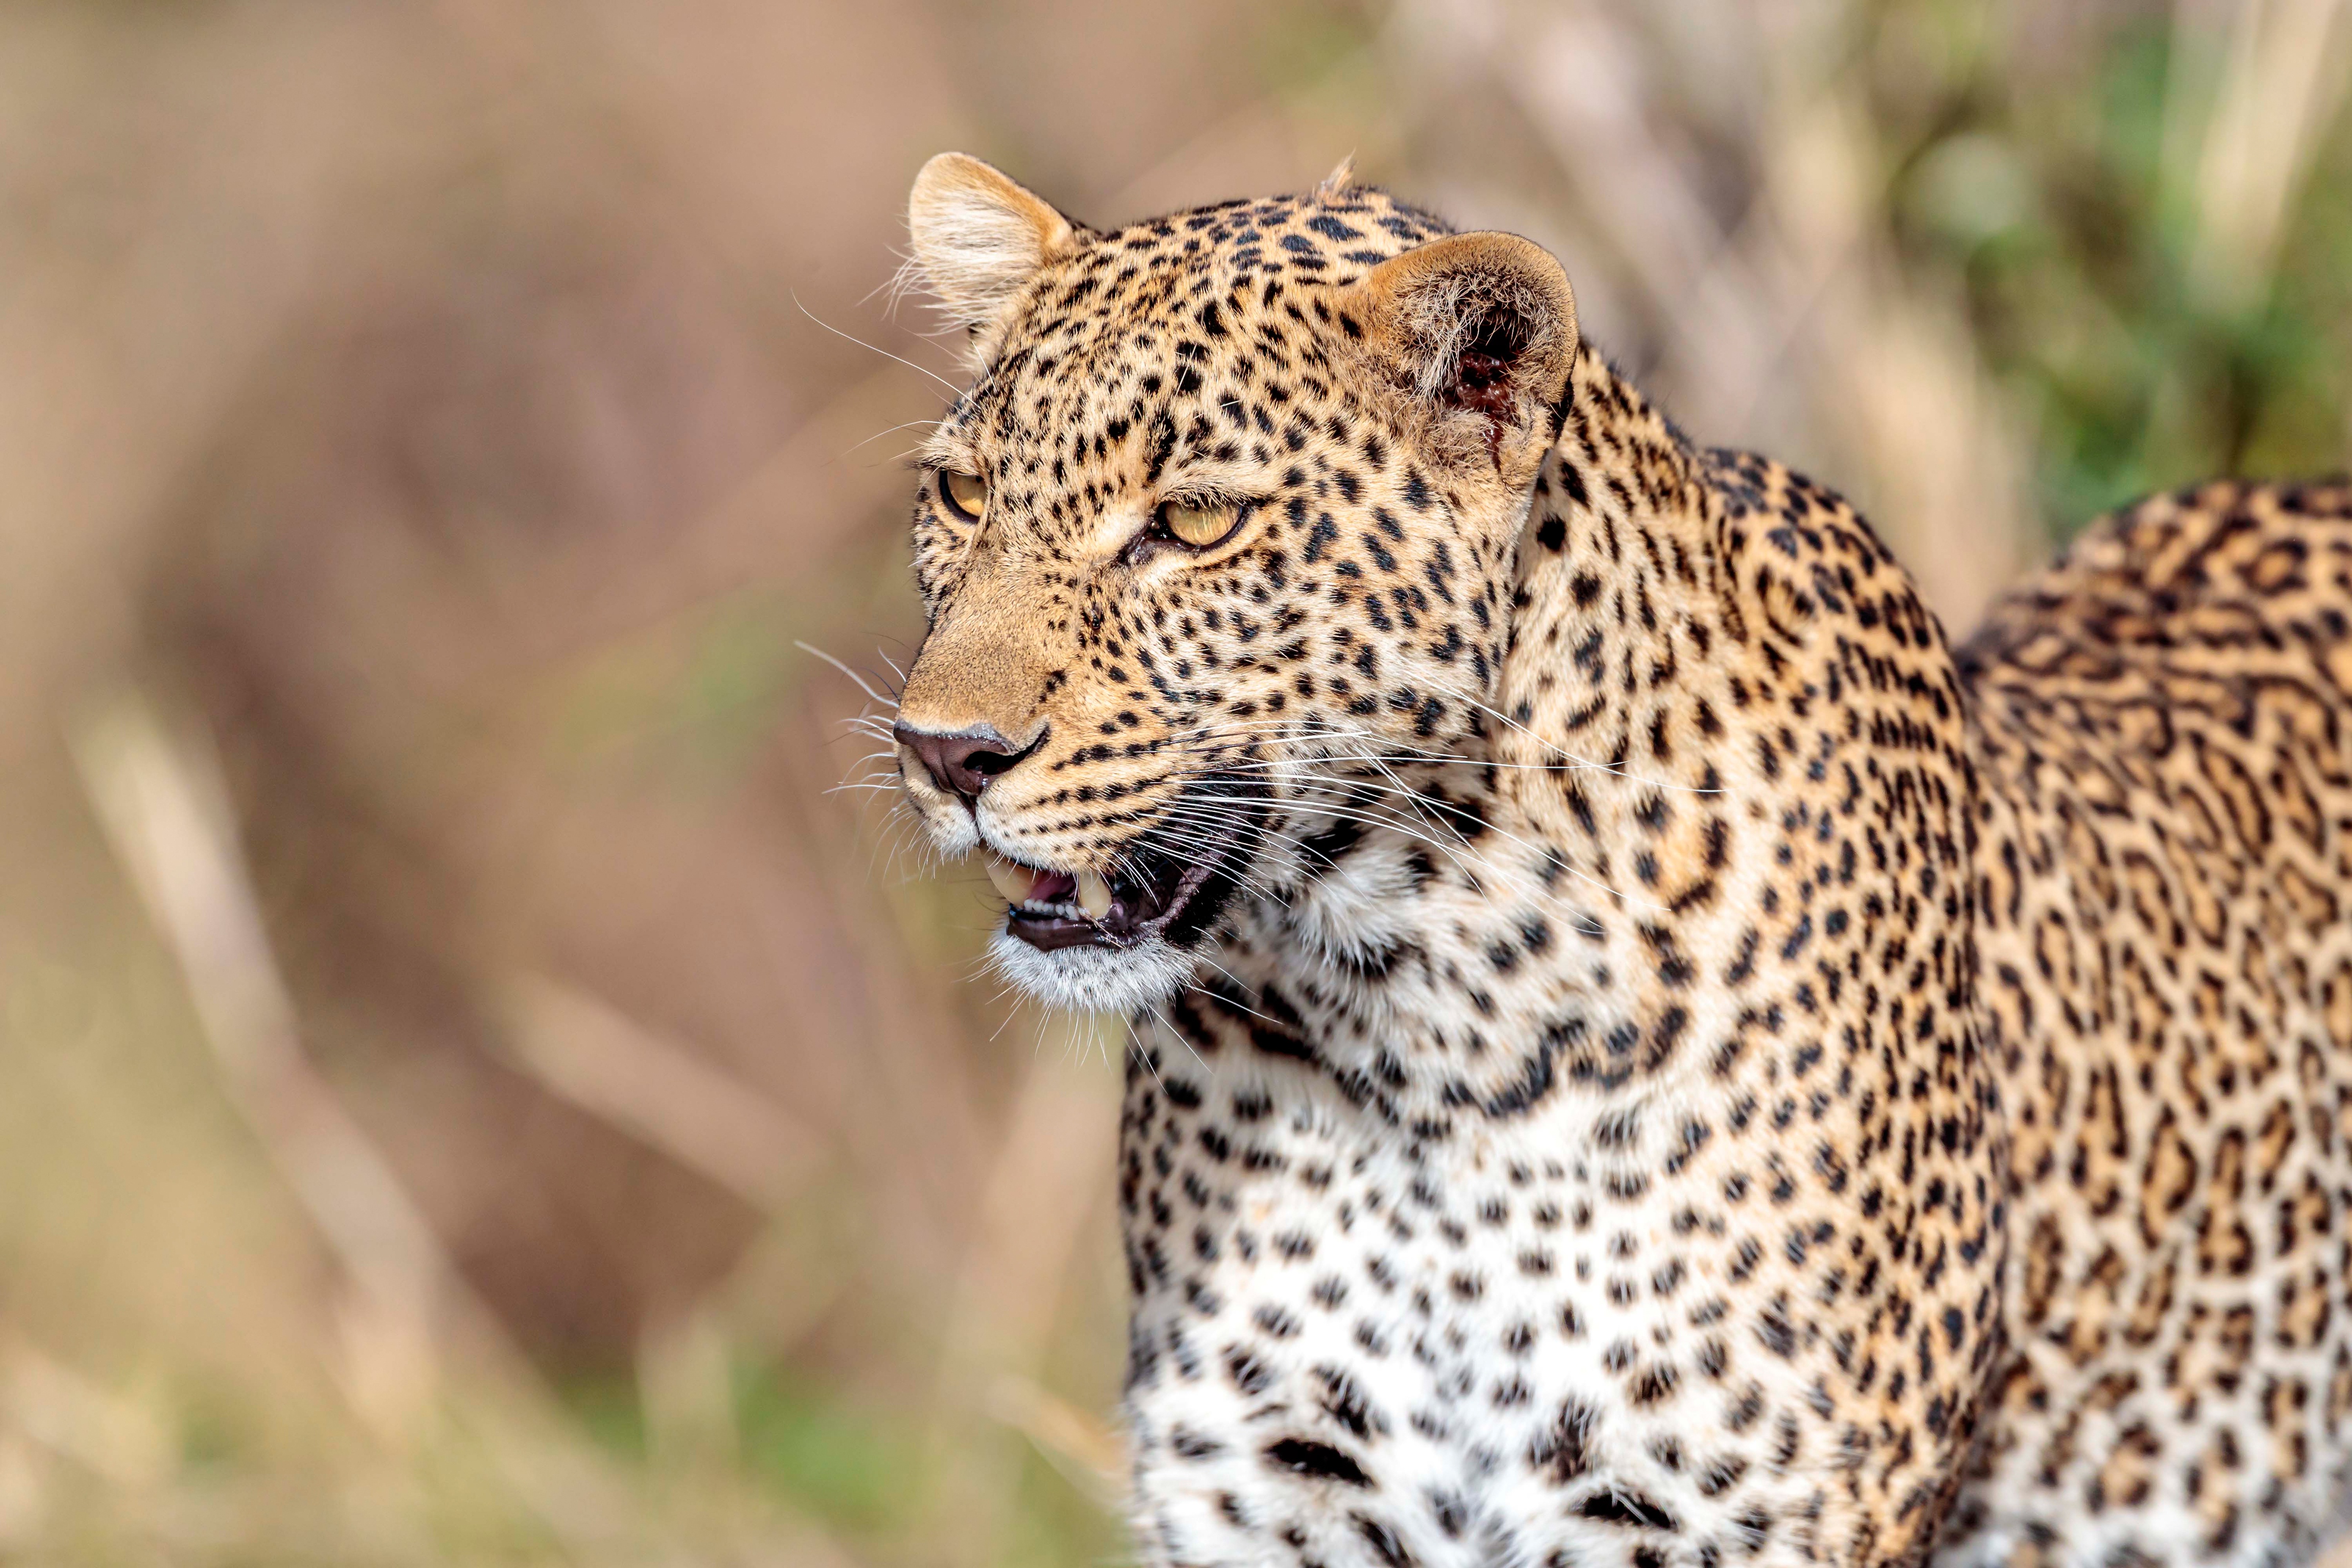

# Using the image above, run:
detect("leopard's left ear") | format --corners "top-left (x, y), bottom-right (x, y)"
top-left (1354, 233), bottom-right (1578, 478)
top-left (907, 153), bottom-right (1078, 347)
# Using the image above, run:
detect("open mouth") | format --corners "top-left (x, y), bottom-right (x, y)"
top-left (983, 777), bottom-right (1262, 953)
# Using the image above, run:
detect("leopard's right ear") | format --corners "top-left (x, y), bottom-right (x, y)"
top-left (906, 153), bottom-right (1078, 347)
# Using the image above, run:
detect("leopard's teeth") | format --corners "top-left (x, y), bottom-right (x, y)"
top-left (983, 851), bottom-right (1040, 905)
top-left (1076, 869), bottom-right (1114, 920)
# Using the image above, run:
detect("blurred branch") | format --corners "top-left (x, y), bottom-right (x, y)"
top-left (71, 683), bottom-right (456, 1441)
top-left (984, 1372), bottom-right (1122, 1503)
top-left (637, 1305), bottom-right (739, 1474)
top-left (70, 682), bottom-right (866, 1565)
top-left (0, 1336), bottom-right (170, 1489)
top-left (1487, 2), bottom-right (1743, 318)
top-left (923, 1023), bottom-right (1123, 1564)
top-left (498, 972), bottom-right (825, 1209)
top-left (2186, 0), bottom-right (2352, 309)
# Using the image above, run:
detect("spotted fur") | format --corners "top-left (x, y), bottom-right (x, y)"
top-left (883, 154), bottom-right (2352, 1568)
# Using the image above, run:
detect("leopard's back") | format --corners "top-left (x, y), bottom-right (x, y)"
top-left (1949, 480), bottom-right (2352, 1566)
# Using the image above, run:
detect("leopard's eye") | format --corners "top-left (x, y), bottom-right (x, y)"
top-left (1155, 499), bottom-right (1240, 549)
top-left (939, 469), bottom-right (987, 522)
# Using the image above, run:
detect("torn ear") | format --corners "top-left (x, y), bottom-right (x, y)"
top-left (906, 153), bottom-right (1078, 347)
top-left (1355, 233), bottom-right (1578, 477)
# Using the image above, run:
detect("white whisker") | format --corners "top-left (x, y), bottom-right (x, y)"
top-left (789, 291), bottom-right (963, 399)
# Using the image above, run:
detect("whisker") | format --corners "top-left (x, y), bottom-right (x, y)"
top-left (1136, 1006), bottom-right (1210, 1073)
top-left (796, 641), bottom-right (904, 709)
top-left (789, 290), bottom-right (964, 399)
top-left (838, 416), bottom-right (946, 461)
top-left (1149, 759), bottom-right (1661, 911)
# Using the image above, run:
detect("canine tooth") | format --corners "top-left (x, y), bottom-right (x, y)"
top-left (1076, 869), bottom-right (1114, 919)
top-left (984, 851), bottom-right (1040, 905)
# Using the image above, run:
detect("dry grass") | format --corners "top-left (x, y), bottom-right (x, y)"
top-left (1, 1), bottom-right (2348, 1564)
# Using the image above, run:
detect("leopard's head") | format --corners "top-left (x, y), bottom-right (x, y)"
top-left (889, 154), bottom-right (1579, 1013)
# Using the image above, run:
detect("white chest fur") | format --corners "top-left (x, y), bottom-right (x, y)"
top-left (1119, 859), bottom-right (1826, 1568)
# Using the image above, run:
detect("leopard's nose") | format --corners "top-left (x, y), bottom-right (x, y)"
top-left (894, 721), bottom-right (1030, 803)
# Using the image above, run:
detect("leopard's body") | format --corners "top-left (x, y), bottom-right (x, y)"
top-left (882, 153), bottom-right (2352, 1568)
top-left (1953, 491), bottom-right (2352, 1567)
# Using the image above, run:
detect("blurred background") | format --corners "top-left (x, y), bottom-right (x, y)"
top-left (2, 0), bottom-right (2349, 1563)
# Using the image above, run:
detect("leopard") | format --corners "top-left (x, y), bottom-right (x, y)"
top-left (877, 150), bottom-right (2352, 1568)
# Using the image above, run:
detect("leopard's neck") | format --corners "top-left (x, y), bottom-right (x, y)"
top-left (1158, 348), bottom-right (1753, 1118)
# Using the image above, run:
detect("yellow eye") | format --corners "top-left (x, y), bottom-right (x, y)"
top-left (939, 468), bottom-right (987, 521)
top-left (1156, 499), bottom-right (1239, 549)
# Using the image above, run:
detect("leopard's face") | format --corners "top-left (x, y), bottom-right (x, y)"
top-left (888, 156), bottom-right (1579, 1012)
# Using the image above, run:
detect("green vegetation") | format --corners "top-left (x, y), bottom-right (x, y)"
top-left (1883, 12), bottom-right (2352, 525)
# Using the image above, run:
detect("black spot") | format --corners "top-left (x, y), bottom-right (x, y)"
top-left (1757, 1301), bottom-right (1797, 1358)
top-left (1144, 410), bottom-right (1177, 484)
top-left (1528, 1397), bottom-right (1597, 1483)
top-left (1264, 1437), bottom-right (1371, 1486)
top-left (1354, 1512), bottom-right (1415, 1567)
top-left (1578, 1491), bottom-right (1680, 1531)
top-left (1317, 1366), bottom-right (1383, 1438)
top-left (1171, 1427), bottom-right (1225, 1460)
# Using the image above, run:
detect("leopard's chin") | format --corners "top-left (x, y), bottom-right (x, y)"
top-left (984, 927), bottom-right (1203, 1015)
